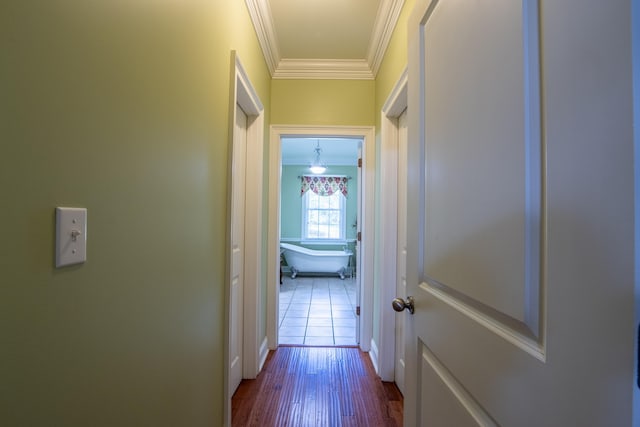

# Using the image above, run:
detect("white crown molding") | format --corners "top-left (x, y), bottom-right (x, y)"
top-left (367, 0), bottom-right (405, 76)
top-left (246, 0), bottom-right (404, 79)
top-left (245, 0), bottom-right (280, 75)
top-left (273, 59), bottom-right (374, 80)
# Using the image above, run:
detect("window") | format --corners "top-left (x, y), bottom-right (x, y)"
top-left (302, 191), bottom-right (346, 241)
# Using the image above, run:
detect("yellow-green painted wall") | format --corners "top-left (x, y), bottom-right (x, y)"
top-left (375, 0), bottom-right (415, 115)
top-left (1, 1), bottom-right (269, 426)
top-left (372, 0), bottom-right (415, 347)
top-left (271, 79), bottom-right (375, 126)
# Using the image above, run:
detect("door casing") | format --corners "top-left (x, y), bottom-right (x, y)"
top-left (374, 68), bottom-right (408, 381)
top-left (224, 52), bottom-right (266, 427)
top-left (267, 125), bottom-right (375, 351)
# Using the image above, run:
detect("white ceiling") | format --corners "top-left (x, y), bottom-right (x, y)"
top-left (248, 1), bottom-right (401, 161)
top-left (245, 0), bottom-right (405, 79)
top-left (281, 137), bottom-right (361, 166)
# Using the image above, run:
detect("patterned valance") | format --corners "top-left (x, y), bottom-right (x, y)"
top-left (300, 176), bottom-right (348, 197)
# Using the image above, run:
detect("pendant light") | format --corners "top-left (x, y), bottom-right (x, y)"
top-left (309, 140), bottom-right (326, 174)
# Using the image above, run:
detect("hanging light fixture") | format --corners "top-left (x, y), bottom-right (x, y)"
top-left (309, 140), bottom-right (326, 174)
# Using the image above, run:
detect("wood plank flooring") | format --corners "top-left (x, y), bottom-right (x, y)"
top-left (232, 346), bottom-right (403, 426)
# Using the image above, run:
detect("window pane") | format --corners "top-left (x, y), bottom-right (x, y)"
top-left (303, 188), bottom-right (345, 240)
top-left (308, 210), bottom-right (318, 225)
top-left (309, 193), bottom-right (319, 209)
top-left (318, 211), bottom-right (329, 225)
top-left (318, 195), bottom-right (331, 209)
top-left (330, 211), bottom-right (340, 225)
top-left (328, 193), bottom-right (339, 209)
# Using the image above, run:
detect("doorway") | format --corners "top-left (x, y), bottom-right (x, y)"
top-left (267, 126), bottom-right (376, 352)
top-left (225, 52), bottom-right (266, 427)
top-left (278, 137), bottom-right (361, 346)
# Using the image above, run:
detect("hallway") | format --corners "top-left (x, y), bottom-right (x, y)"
top-left (279, 276), bottom-right (358, 346)
top-left (231, 346), bottom-right (403, 426)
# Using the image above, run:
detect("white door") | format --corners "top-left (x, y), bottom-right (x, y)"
top-left (394, 109), bottom-right (408, 395)
top-left (355, 148), bottom-right (363, 343)
top-left (403, 0), bottom-right (635, 426)
top-left (229, 104), bottom-right (247, 396)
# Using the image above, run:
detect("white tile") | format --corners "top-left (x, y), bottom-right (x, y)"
top-left (304, 336), bottom-right (334, 346)
top-left (333, 327), bottom-right (355, 337)
top-left (332, 310), bottom-right (355, 319)
top-left (286, 308), bottom-right (310, 318)
top-left (332, 318), bottom-right (356, 327)
top-left (281, 317), bottom-right (308, 327)
top-left (279, 326), bottom-right (306, 336)
top-left (309, 310), bottom-right (331, 319)
top-left (309, 304), bottom-right (331, 312)
top-left (307, 318), bottom-right (333, 326)
top-left (306, 326), bottom-right (333, 337)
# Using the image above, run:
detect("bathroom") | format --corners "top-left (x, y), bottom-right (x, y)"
top-left (278, 136), bottom-right (361, 346)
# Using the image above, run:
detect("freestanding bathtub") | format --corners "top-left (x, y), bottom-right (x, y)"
top-left (280, 242), bottom-right (352, 279)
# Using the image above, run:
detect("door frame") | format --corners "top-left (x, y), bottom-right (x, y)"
top-left (267, 125), bottom-right (376, 351)
top-left (224, 52), bottom-right (265, 427)
top-left (633, 0), bottom-right (640, 422)
top-left (374, 68), bottom-right (408, 381)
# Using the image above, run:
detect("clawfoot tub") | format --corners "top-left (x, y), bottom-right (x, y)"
top-left (280, 243), bottom-right (352, 279)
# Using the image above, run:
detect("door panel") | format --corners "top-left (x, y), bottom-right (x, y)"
top-left (230, 104), bottom-right (247, 396)
top-left (422, 0), bottom-right (534, 326)
top-left (405, 0), bottom-right (635, 425)
top-left (419, 343), bottom-right (495, 427)
top-left (395, 109), bottom-right (408, 394)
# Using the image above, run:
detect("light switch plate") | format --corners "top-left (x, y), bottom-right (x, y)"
top-left (55, 207), bottom-right (87, 267)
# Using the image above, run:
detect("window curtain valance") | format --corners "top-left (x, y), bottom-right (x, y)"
top-left (300, 176), bottom-right (348, 197)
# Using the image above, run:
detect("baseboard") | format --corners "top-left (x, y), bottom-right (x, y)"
top-left (369, 338), bottom-right (380, 375)
top-left (258, 336), bottom-right (269, 372)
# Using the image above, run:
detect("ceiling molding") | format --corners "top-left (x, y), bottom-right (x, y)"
top-left (246, 0), bottom-right (404, 80)
top-left (367, 0), bottom-right (405, 76)
top-left (245, 0), bottom-right (280, 75)
top-left (273, 59), bottom-right (374, 80)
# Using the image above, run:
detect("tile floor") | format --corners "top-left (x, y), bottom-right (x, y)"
top-left (279, 275), bottom-right (358, 346)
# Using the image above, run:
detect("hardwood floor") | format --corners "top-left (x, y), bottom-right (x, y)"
top-left (232, 346), bottom-right (403, 426)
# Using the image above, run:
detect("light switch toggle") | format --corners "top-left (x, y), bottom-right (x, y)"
top-left (56, 207), bottom-right (87, 267)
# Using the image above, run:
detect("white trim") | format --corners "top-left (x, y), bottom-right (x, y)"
top-left (243, 108), bottom-right (264, 377)
top-left (273, 59), bottom-right (374, 80)
top-left (246, 0), bottom-right (404, 79)
top-left (377, 68), bottom-right (408, 382)
top-left (369, 338), bottom-right (381, 374)
top-left (268, 125), bottom-right (375, 352)
top-left (367, 0), bottom-right (406, 76)
top-left (225, 52), bottom-right (265, 427)
top-left (244, 0), bottom-right (279, 76)
top-left (382, 68), bottom-right (408, 116)
top-left (258, 337), bottom-right (269, 372)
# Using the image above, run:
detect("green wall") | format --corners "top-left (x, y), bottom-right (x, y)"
top-left (271, 79), bottom-right (375, 126)
top-left (280, 165), bottom-right (358, 243)
top-left (1, 1), bottom-right (269, 426)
